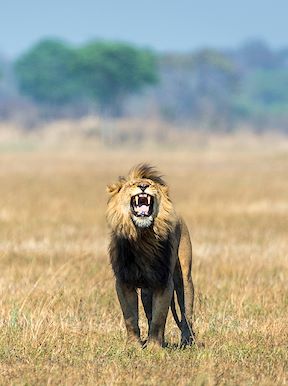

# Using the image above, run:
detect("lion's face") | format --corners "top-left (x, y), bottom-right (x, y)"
top-left (108, 177), bottom-right (164, 229)
top-left (121, 178), bottom-right (162, 228)
top-left (106, 164), bottom-right (177, 240)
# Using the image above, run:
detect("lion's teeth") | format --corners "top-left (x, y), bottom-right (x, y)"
top-left (135, 196), bottom-right (139, 205)
top-left (148, 196), bottom-right (151, 204)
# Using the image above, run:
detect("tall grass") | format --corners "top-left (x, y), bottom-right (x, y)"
top-left (0, 135), bottom-right (287, 384)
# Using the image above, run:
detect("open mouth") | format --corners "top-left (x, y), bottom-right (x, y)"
top-left (131, 193), bottom-right (154, 217)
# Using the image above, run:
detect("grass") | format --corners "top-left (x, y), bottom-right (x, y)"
top-left (0, 135), bottom-right (287, 385)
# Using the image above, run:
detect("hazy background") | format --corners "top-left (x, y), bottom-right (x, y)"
top-left (1, 0), bottom-right (288, 142)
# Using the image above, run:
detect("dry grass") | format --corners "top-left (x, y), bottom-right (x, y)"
top-left (0, 134), bottom-right (287, 385)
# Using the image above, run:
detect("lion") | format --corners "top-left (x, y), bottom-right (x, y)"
top-left (106, 163), bottom-right (195, 348)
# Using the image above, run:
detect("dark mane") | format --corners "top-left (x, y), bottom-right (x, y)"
top-left (110, 232), bottom-right (172, 289)
top-left (128, 163), bottom-right (166, 186)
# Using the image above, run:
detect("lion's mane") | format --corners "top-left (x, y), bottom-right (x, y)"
top-left (107, 164), bottom-right (179, 289)
top-left (106, 163), bottom-right (177, 240)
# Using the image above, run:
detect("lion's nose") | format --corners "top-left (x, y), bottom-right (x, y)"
top-left (138, 183), bottom-right (149, 192)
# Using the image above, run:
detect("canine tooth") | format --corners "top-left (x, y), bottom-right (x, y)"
top-left (135, 196), bottom-right (139, 205)
top-left (148, 196), bottom-right (151, 204)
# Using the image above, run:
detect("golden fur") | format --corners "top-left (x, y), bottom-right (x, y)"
top-left (106, 164), bottom-right (177, 240)
top-left (107, 164), bottom-right (195, 347)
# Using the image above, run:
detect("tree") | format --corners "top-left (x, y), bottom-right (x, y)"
top-left (233, 69), bottom-right (288, 129)
top-left (157, 49), bottom-right (239, 128)
top-left (75, 41), bottom-right (157, 115)
top-left (237, 40), bottom-right (278, 71)
top-left (14, 39), bottom-right (157, 116)
top-left (15, 39), bottom-right (79, 106)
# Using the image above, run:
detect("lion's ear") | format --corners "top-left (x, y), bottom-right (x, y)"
top-left (106, 176), bottom-right (126, 195)
top-left (160, 185), bottom-right (170, 196)
top-left (106, 183), bottom-right (120, 194)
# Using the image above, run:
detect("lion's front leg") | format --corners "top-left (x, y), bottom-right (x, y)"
top-left (147, 277), bottom-right (174, 347)
top-left (116, 280), bottom-right (141, 345)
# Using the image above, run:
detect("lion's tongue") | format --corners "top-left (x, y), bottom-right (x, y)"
top-left (136, 205), bottom-right (149, 214)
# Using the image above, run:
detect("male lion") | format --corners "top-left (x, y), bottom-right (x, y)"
top-left (106, 164), bottom-right (195, 347)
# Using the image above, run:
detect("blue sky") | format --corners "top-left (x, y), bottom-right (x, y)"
top-left (1, 0), bottom-right (288, 58)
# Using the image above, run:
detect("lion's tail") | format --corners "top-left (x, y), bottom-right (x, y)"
top-left (171, 292), bottom-right (181, 329)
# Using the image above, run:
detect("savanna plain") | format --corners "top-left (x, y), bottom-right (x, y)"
top-left (0, 131), bottom-right (287, 385)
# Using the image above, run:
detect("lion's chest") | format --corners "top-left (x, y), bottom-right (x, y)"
top-left (111, 236), bottom-right (172, 289)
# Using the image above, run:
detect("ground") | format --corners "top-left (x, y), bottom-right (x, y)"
top-left (0, 134), bottom-right (287, 385)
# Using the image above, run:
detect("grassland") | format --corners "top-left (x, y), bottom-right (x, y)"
top-left (0, 133), bottom-right (287, 385)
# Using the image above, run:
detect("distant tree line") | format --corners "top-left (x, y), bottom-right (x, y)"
top-left (14, 39), bottom-right (157, 117)
top-left (152, 40), bottom-right (288, 130)
top-left (1, 38), bottom-right (288, 131)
